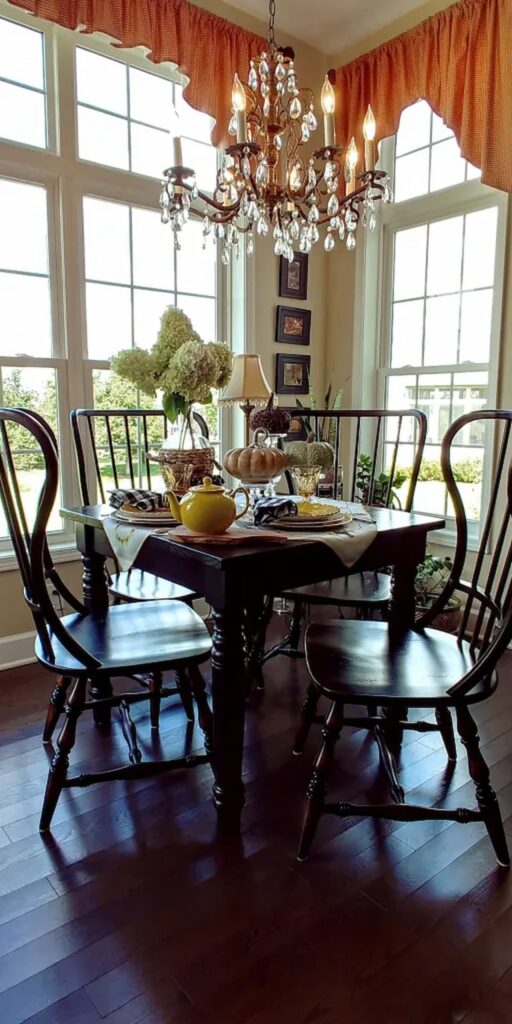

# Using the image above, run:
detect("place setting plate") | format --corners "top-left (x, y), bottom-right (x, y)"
top-left (112, 506), bottom-right (178, 526)
top-left (267, 511), bottom-right (353, 531)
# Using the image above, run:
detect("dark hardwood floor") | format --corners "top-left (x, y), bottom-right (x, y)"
top-left (1, 618), bottom-right (512, 1024)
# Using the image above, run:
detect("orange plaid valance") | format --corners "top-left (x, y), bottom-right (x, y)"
top-left (9, 0), bottom-right (512, 191)
top-left (7, 0), bottom-right (265, 147)
top-left (334, 0), bottom-right (512, 193)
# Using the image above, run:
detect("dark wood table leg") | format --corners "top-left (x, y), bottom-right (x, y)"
top-left (211, 606), bottom-right (246, 833)
top-left (385, 543), bottom-right (425, 747)
top-left (79, 525), bottom-right (110, 614)
top-left (388, 556), bottom-right (418, 635)
top-left (79, 525), bottom-right (111, 726)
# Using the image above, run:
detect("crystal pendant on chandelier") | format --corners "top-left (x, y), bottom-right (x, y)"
top-left (158, 0), bottom-right (391, 261)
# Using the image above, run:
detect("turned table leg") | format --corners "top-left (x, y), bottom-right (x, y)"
top-left (80, 526), bottom-right (110, 614)
top-left (385, 549), bottom-right (423, 748)
top-left (388, 558), bottom-right (417, 635)
top-left (211, 607), bottom-right (246, 833)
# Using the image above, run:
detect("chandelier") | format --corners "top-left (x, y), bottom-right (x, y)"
top-left (159, 0), bottom-right (392, 264)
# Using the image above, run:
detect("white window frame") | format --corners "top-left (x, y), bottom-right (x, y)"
top-left (356, 121), bottom-right (508, 547)
top-left (0, 2), bottom-right (229, 567)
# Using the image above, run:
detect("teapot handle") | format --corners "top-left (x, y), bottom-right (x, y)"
top-left (230, 485), bottom-right (250, 520)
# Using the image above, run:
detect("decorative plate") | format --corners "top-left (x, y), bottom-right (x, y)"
top-left (113, 508), bottom-right (177, 526)
top-left (268, 512), bottom-right (353, 531)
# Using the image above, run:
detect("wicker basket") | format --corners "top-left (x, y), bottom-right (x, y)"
top-left (148, 447), bottom-right (217, 494)
top-left (416, 600), bottom-right (462, 634)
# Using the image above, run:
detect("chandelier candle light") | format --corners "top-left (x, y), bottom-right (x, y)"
top-left (159, 0), bottom-right (392, 264)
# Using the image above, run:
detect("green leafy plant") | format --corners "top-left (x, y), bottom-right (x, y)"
top-left (415, 553), bottom-right (454, 609)
top-left (355, 453), bottom-right (407, 509)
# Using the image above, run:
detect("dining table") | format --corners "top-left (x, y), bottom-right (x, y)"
top-left (60, 501), bottom-right (445, 834)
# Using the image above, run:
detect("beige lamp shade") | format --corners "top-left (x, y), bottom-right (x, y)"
top-left (219, 354), bottom-right (271, 406)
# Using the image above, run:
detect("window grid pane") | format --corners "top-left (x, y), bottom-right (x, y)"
top-left (84, 197), bottom-right (218, 354)
top-left (0, 20), bottom-right (221, 546)
top-left (384, 102), bottom-right (499, 525)
top-left (76, 47), bottom-right (213, 178)
top-left (394, 100), bottom-right (480, 202)
top-left (0, 18), bottom-right (47, 149)
top-left (391, 207), bottom-right (498, 372)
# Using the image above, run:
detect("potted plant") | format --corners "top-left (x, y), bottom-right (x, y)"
top-left (356, 453), bottom-right (407, 509)
top-left (112, 307), bottom-right (232, 445)
top-left (111, 307), bottom-right (232, 487)
top-left (415, 553), bottom-right (462, 632)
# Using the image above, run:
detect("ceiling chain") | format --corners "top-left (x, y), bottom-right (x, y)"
top-left (268, 0), bottom-right (276, 52)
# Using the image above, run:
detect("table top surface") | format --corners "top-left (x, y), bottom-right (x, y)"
top-left (61, 502), bottom-right (445, 566)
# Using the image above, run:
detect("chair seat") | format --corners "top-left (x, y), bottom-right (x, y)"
top-left (282, 572), bottom-right (390, 608)
top-left (305, 619), bottom-right (495, 706)
top-left (35, 600), bottom-right (212, 676)
top-left (109, 570), bottom-right (196, 604)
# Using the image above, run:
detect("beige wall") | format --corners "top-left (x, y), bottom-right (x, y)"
top-left (0, 559), bottom-right (83, 639)
top-left (332, 0), bottom-right (454, 65)
top-left (251, 232), bottom-right (327, 404)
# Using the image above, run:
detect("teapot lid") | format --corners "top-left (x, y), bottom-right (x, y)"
top-left (189, 475), bottom-right (225, 494)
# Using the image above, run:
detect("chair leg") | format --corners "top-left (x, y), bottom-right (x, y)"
top-left (436, 706), bottom-right (457, 762)
top-left (90, 675), bottom-right (113, 729)
top-left (456, 703), bottom-right (510, 868)
top-left (42, 675), bottom-right (71, 744)
top-left (188, 664), bottom-right (213, 756)
top-left (293, 681), bottom-right (321, 756)
top-left (39, 677), bottom-right (86, 832)
top-left (289, 599), bottom-right (304, 652)
top-left (242, 597), bottom-right (267, 693)
top-left (297, 701), bottom-right (344, 862)
top-left (176, 669), bottom-right (195, 723)
top-left (148, 670), bottom-right (163, 731)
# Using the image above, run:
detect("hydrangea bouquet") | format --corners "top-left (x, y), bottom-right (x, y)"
top-left (112, 308), bottom-right (232, 447)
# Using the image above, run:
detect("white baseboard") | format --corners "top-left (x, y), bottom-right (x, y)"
top-left (0, 630), bottom-right (36, 670)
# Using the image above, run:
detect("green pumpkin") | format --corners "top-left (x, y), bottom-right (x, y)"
top-left (287, 433), bottom-right (334, 470)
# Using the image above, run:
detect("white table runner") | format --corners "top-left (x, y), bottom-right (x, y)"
top-left (102, 501), bottom-right (377, 573)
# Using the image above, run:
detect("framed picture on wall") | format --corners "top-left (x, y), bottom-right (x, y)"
top-left (275, 353), bottom-right (311, 395)
top-left (286, 414), bottom-right (308, 441)
top-left (278, 252), bottom-right (308, 299)
top-left (275, 305), bottom-right (311, 346)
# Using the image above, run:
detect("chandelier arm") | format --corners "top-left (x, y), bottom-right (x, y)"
top-left (268, 0), bottom-right (275, 52)
top-left (177, 180), bottom-right (241, 216)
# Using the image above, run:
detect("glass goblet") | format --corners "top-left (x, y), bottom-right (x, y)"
top-left (292, 465), bottom-right (323, 501)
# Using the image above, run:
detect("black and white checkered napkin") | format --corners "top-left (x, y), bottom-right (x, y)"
top-left (108, 488), bottom-right (163, 512)
top-left (253, 497), bottom-right (298, 526)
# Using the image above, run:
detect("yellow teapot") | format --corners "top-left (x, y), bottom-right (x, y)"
top-left (167, 476), bottom-right (250, 535)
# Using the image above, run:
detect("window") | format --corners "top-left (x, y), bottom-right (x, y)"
top-left (369, 100), bottom-right (507, 535)
top-left (0, 16), bottom-right (47, 148)
top-left (394, 102), bottom-right (480, 203)
top-left (0, 5), bottom-right (223, 557)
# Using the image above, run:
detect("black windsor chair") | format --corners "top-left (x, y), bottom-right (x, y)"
top-left (70, 407), bottom-right (211, 605)
top-left (0, 409), bottom-right (213, 832)
top-left (249, 408), bottom-right (427, 683)
top-left (296, 410), bottom-right (512, 866)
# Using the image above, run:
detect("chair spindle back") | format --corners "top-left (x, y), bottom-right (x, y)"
top-left (419, 411), bottom-right (512, 697)
top-left (281, 408), bottom-right (427, 512)
top-left (71, 408), bottom-right (210, 505)
top-left (0, 408), bottom-right (99, 670)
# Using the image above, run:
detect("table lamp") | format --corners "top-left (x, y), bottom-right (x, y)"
top-left (219, 354), bottom-right (272, 445)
